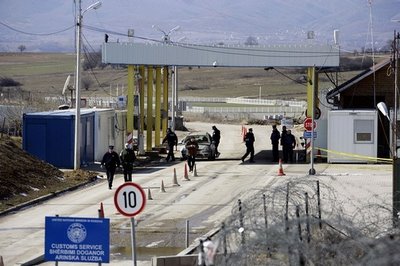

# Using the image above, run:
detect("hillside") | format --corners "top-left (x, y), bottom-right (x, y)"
top-left (0, 52), bottom-right (388, 105)
top-left (0, 136), bottom-right (98, 213)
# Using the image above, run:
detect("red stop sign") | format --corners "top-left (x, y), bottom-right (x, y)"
top-left (303, 118), bottom-right (316, 131)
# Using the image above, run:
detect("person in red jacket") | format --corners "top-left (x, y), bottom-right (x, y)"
top-left (185, 137), bottom-right (199, 172)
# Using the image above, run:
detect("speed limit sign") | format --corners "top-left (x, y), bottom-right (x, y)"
top-left (114, 182), bottom-right (146, 217)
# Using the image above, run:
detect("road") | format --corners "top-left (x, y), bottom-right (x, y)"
top-left (0, 122), bottom-right (392, 265)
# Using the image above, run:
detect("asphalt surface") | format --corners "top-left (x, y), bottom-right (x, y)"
top-left (0, 122), bottom-right (393, 265)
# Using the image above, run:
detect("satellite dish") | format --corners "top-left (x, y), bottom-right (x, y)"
top-left (62, 75), bottom-right (71, 96)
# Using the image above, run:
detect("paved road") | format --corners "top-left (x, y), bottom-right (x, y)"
top-left (0, 122), bottom-right (392, 265)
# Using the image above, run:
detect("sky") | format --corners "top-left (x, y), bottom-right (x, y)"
top-left (0, 0), bottom-right (399, 52)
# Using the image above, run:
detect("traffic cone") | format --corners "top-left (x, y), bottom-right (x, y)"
top-left (98, 202), bottom-right (104, 218)
top-left (183, 163), bottom-right (190, 181)
top-left (172, 168), bottom-right (180, 186)
top-left (147, 188), bottom-right (153, 200)
top-left (160, 180), bottom-right (166, 192)
top-left (278, 159), bottom-right (285, 176)
top-left (193, 163), bottom-right (198, 177)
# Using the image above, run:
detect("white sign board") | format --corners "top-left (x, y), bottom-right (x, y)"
top-left (114, 182), bottom-right (146, 217)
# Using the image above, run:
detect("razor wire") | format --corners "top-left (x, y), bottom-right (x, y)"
top-left (206, 176), bottom-right (400, 266)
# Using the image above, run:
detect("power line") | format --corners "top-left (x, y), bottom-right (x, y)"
top-left (0, 21), bottom-right (74, 36)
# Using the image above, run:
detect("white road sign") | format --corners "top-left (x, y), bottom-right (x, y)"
top-left (114, 182), bottom-right (146, 217)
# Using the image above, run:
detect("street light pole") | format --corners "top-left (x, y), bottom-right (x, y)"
top-left (377, 31), bottom-right (400, 227)
top-left (393, 30), bottom-right (400, 227)
top-left (74, 0), bottom-right (101, 170)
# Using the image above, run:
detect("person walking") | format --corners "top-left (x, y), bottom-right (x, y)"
top-left (241, 128), bottom-right (255, 163)
top-left (281, 126), bottom-right (288, 163)
top-left (270, 124), bottom-right (280, 162)
top-left (101, 145), bottom-right (120, 189)
top-left (119, 143), bottom-right (136, 182)
top-left (284, 130), bottom-right (296, 163)
top-left (185, 137), bottom-right (199, 172)
top-left (162, 128), bottom-right (178, 162)
top-left (211, 125), bottom-right (221, 157)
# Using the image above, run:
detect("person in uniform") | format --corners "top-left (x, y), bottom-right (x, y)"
top-left (162, 128), bottom-right (178, 162)
top-left (211, 125), bottom-right (221, 157)
top-left (241, 128), bottom-right (255, 163)
top-left (119, 143), bottom-right (136, 182)
top-left (101, 145), bottom-right (120, 189)
top-left (270, 124), bottom-right (281, 162)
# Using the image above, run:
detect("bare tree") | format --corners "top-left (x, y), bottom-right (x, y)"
top-left (81, 76), bottom-right (93, 91)
top-left (17, 45), bottom-right (26, 53)
top-left (244, 36), bottom-right (258, 46)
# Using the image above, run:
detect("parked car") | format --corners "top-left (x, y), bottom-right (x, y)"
top-left (179, 132), bottom-right (216, 160)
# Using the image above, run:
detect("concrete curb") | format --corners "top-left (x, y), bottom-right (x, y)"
top-left (0, 178), bottom-right (102, 217)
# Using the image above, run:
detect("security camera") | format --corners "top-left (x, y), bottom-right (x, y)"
top-left (212, 61), bottom-right (217, 67)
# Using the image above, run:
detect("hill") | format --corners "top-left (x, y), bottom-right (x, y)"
top-left (0, 136), bottom-right (98, 213)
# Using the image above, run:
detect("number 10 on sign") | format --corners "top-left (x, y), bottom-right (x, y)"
top-left (114, 182), bottom-right (146, 217)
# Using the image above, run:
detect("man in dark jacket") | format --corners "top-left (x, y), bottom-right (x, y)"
top-left (101, 145), bottom-right (120, 189)
top-left (270, 125), bottom-right (280, 162)
top-left (212, 125), bottom-right (221, 156)
top-left (241, 128), bottom-right (255, 163)
top-left (283, 130), bottom-right (296, 163)
top-left (162, 128), bottom-right (178, 162)
top-left (281, 126), bottom-right (288, 163)
top-left (119, 143), bottom-right (136, 182)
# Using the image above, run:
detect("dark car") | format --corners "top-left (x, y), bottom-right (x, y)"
top-left (179, 132), bottom-right (216, 160)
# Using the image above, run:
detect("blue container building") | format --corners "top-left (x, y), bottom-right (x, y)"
top-left (23, 109), bottom-right (95, 168)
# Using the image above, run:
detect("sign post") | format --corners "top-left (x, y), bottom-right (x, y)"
top-left (114, 182), bottom-right (146, 266)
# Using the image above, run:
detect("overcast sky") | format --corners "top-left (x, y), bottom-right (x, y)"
top-left (0, 0), bottom-right (399, 52)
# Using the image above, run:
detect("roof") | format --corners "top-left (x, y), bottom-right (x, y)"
top-left (326, 59), bottom-right (391, 100)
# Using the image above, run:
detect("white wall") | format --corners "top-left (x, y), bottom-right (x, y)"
top-left (328, 110), bottom-right (377, 163)
top-left (93, 109), bottom-right (116, 161)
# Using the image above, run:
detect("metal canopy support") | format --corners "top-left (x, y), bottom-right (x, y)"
top-left (155, 67), bottom-right (162, 146)
top-left (146, 67), bottom-right (153, 152)
top-left (127, 65), bottom-right (134, 134)
top-left (102, 43), bottom-right (339, 67)
top-left (162, 66), bottom-right (169, 137)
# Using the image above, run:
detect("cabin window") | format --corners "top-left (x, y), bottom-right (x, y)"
top-left (354, 119), bottom-right (374, 143)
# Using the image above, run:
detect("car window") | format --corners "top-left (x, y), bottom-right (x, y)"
top-left (183, 135), bottom-right (209, 144)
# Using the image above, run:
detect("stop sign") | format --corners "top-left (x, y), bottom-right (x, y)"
top-left (303, 118), bottom-right (316, 131)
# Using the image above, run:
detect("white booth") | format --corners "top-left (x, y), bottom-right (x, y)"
top-left (327, 110), bottom-right (378, 163)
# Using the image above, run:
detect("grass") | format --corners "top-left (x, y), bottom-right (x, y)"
top-left (0, 52), bottom-right (384, 101)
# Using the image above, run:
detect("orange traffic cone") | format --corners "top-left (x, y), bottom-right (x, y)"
top-left (98, 202), bottom-right (105, 218)
top-left (183, 163), bottom-right (190, 181)
top-left (278, 159), bottom-right (285, 176)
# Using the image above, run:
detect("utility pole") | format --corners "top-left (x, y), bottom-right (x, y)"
top-left (393, 30), bottom-right (400, 227)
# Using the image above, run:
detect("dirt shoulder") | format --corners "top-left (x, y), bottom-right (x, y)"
top-left (0, 136), bottom-right (99, 213)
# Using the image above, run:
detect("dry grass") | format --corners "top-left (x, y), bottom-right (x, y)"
top-left (0, 52), bottom-right (370, 101)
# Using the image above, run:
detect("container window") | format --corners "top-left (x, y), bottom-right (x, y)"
top-left (354, 119), bottom-right (374, 143)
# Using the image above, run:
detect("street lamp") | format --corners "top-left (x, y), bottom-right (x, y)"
top-left (377, 101), bottom-right (400, 227)
top-left (152, 25), bottom-right (180, 131)
top-left (74, 0), bottom-right (102, 170)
